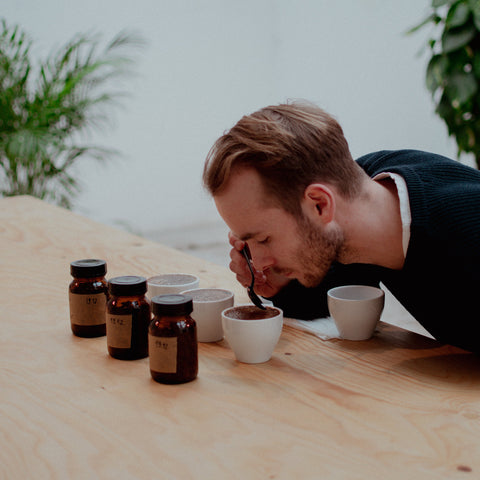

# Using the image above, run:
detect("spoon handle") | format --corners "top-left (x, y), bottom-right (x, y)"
top-left (242, 244), bottom-right (255, 277)
top-left (241, 245), bottom-right (266, 310)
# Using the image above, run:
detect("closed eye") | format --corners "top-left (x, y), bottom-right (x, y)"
top-left (257, 237), bottom-right (270, 245)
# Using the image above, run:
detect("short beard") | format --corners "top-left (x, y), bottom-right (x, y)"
top-left (295, 214), bottom-right (344, 288)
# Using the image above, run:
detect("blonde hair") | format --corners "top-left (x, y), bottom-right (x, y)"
top-left (203, 101), bottom-right (365, 215)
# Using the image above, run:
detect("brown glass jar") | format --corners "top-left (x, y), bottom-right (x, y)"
top-left (149, 294), bottom-right (198, 384)
top-left (69, 259), bottom-right (108, 338)
top-left (106, 276), bottom-right (151, 360)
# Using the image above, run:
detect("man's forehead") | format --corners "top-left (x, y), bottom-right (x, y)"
top-left (222, 168), bottom-right (279, 206)
top-left (214, 167), bottom-right (291, 236)
top-left (229, 167), bottom-right (264, 191)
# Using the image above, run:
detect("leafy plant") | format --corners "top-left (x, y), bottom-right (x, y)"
top-left (410, 0), bottom-right (480, 168)
top-left (0, 19), bottom-right (143, 208)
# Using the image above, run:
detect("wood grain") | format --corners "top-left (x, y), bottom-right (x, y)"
top-left (1, 196), bottom-right (480, 480)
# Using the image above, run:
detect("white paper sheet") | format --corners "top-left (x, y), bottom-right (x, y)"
top-left (284, 316), bottom-right (340, 340)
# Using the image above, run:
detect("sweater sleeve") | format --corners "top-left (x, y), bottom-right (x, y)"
top-left (266, 263), bottom-right (382, 319)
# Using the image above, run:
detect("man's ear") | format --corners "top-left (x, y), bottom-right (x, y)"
top-left (303, 184), bottom-right (335, 224)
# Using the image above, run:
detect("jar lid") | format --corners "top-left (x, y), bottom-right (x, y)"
top-left (152, 294), bottom-right (193, 316)
top-left (70, 259), bottom-right (107, 278)
top-left (108, 276), bottom-right (147, 296)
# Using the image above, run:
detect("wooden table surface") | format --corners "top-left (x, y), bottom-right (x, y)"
top-left (1, 196), bottom-right (480, 480)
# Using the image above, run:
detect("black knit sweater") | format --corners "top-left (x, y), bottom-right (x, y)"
top-left (269, 150), bottom-right (480, 352)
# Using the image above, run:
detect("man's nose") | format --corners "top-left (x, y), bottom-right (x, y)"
top-left (249, 245), bottom-right (274, 272)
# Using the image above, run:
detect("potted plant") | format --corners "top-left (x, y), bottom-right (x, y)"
top-left (0, 19), bottom-right (143, 208)
top-left (410, 0), bottom-right (480, 168)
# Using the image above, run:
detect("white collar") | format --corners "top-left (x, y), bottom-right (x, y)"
top-left (373, 172), bottom-right (411, 258)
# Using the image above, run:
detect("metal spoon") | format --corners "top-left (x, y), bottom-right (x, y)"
top-left (241, 244), bottom-right (266, 310)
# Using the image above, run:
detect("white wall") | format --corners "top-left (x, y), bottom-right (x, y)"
top-left (3, 0), bottom-right (458, 236)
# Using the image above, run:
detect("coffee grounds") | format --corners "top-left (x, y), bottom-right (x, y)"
top-left (226, 306), bottom-right (279, 320)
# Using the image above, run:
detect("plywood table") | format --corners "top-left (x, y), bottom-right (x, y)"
top-left (1, 196), bottom-right (480, 480)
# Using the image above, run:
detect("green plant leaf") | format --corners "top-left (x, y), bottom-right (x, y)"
top-left (446, 2), bottom-right (472, 27)
top-left (468, 0), bottom-right (480, 30)
top-left (454, 123), bottom-right (476, 152)
top-left (442, 23), bottom-right (477, 52)
top-left (472, 52), bottom-right (480, 75)
top-left (0, 18), bottom-right (144, 206)
top-left (436, 92), bottom-right (459, 135)
top-left (426, 54), bottom-right (449, 92)
top-left (444, 70), bottom-right (478, 104)
top-left (406, 13), bottom-right (439, 34)
top-left (433, 0), bottom-right (452, 7)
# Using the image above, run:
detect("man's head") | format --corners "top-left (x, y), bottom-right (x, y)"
top-left (203, 102), bottom-right (367, 287)
top-left (203, 101), bottom-right (365, 216)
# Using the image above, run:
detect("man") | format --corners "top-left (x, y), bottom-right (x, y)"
top-left (203, 101), bottom-right (480, 352)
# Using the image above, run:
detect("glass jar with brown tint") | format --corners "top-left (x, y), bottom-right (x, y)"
top-left (149, 294), bottom-right (198, 384)
top-left (69, 259), bottom-right (108, 338)
top-left (106, 276), bottom-right (151, 360)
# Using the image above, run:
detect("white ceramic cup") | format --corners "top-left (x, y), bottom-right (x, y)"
top-left (327, 285), bottom-right (385, 340)
top-left (147, 274), bottom-right (199, 299)
top-left (181, 288), bottom-right (234, 342)
top-left (221, 305), bottom-right (283, 364)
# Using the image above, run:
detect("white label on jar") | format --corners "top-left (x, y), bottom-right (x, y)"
top-left (106, 314), bottom-right (132, 348)
top-left (69, 292), bottom-right (106, 326)
top-left (148, 335), bottom-right (177, 373)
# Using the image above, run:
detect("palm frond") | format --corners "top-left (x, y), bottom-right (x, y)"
top-left (0, 18), bottom-right (144, 207)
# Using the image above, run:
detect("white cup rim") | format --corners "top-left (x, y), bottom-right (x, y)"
top-left (147, 273), bottom-right (199, 287)
top-left (181, 288), bottom-right (234, 303)
top-left (327, 285), bottom-right (384, 301)
top-left (222, 304), bottom-right (283, 324)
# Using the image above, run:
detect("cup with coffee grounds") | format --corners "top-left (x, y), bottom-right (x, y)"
top-left (181, 288), bottom-right (234, 342)
top-left (147, 273), bottom-right (199, 299)
top-left (221, 305), bottom-right (283, 363)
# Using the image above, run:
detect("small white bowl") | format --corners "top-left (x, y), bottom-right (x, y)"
top-left (221, 305), bottom-right (283, 364)
top-left (327, 285), bottom-right (385, 340)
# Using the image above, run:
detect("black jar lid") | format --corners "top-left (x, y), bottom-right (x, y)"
top-left (70, 259), bottom-right (107, 278)
top-left (152, 294), bottom-right (193, 316)
top-left (108, 276), bottom-right (147, 296)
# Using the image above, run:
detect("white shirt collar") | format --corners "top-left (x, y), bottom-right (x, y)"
top-left (373, 172), bottom-right (411, 258)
